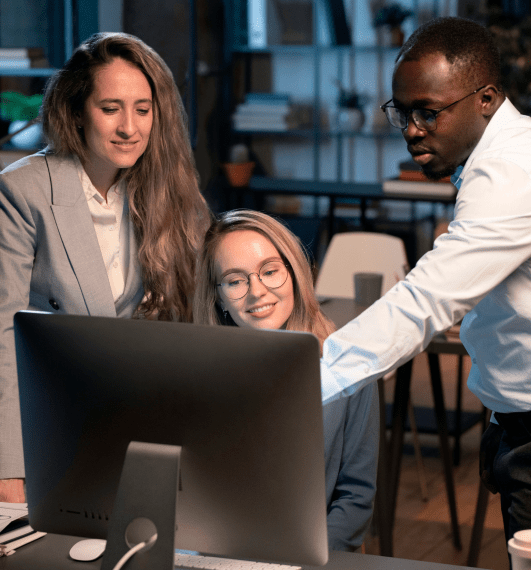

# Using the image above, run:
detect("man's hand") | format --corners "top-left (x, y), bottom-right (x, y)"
top-left (0, 478), bottom-right (25, 502)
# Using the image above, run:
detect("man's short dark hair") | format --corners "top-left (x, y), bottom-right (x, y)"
top-left (397, 17), bottom-right (502, 89)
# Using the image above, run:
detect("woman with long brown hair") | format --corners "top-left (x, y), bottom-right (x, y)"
top-left (0, 33), bottom-right (209, 501)
top-left (194, 210), bottom-right (379, 551)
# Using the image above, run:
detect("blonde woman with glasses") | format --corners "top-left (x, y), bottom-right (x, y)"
top-left (193, 209), bottom-right (379, 552)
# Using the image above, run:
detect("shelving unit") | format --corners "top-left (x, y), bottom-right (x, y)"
top-left (222, 0), bottom-right (438, 185)
top-left (0, 0), bottom-right (99, 160)
top-left (221, 0), bottom-right (455, 259)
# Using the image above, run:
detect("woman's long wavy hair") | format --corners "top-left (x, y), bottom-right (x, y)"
top-left (193, 210), bottom-right (335, 352)
top-left (41, 32), bottom-right (210, 321)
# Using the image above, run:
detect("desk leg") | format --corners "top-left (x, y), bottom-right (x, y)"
top-left (467, 482), bottom-right (490, 567)
top-left (454, 354), bottom-right (463, 466)
top-left (427, 353), bottom-right (462, 550)
top-left (389, 359), bottom-right (413, 530)
top-left (376, 377), bottom-right (393, 557)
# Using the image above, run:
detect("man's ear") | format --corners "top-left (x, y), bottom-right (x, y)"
top-left (480, 85), bottom-right (503, 118)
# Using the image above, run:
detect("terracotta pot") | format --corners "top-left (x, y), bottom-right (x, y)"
top-left (222, 161), bottom-right (255, 187)
top-left (391, 27), bottom-right (404, 47)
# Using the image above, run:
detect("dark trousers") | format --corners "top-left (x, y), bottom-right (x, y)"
top-left (480, 410), bottom-right (531, 546)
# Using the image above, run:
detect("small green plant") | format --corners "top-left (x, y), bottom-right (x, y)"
top-left (373, 3), bottom-right (413, 28)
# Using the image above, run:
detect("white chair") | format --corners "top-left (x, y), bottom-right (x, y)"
top-left (315, 231), bottom-right (410, 299)
top-left (316, 232), bottom-right (429, 505)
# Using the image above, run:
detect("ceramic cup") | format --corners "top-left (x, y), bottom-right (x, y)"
top-left (508, 530), bottom-right (531, 570)
top-left (353, 272), bottom-right (383, 306)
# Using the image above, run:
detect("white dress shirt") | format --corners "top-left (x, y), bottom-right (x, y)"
top-left (75, 157), bottom-right (130, 302)
top-left (321, 99), bottom-right (531, 414)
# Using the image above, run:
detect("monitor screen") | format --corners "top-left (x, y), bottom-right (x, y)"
top-left (14, 312), bottom-right (328, 567)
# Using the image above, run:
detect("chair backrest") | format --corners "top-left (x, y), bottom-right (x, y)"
top-left (315, 232), bottom-right (409, 299)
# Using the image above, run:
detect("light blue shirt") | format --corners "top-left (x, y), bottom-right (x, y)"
top-left (321, 99), bottom-right (531, 414)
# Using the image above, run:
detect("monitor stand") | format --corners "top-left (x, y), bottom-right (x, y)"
top-left (101, 441), bottom-right (181, 570)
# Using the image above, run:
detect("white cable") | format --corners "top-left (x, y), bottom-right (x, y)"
top-left (111, 534), bottom-right (157, 570)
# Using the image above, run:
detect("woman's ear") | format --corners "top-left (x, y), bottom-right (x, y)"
top-left (74, 111), bottom-right (84, 129)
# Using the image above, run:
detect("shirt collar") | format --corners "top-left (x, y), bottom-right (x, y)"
top-left (453, 97), bottom-right (520, 188)
top-left (73, 155), bottom-right (125, 203)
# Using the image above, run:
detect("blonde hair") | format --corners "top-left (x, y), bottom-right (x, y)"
top-left (41, 32), bottom-right (210, 321)
top-left (193, 210), bottom-right (335, 351)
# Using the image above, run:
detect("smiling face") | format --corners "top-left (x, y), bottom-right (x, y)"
top-left (215, 230), bottom-right (295, 330)
top-left (79, 57), bottom-right (153, 195)
top-left (392, 52), bottom-right (488, 180)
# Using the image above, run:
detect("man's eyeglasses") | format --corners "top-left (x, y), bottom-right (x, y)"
top-left (380, 85), bottom-right (486, 132)
top-left (217, 261), bottom-right (290, 300)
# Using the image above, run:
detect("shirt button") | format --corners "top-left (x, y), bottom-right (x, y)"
top-left (113, 261), bottom-right (119, 268)
top-left (109, 225), bottom-right (115, 231)
top-left (49, 299), bottom-right (60, 310)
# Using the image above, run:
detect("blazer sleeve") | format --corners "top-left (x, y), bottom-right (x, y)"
top-left (0, 160), bottom-right (40, 479)
top-left (326, 381), bottom-right (379, 551)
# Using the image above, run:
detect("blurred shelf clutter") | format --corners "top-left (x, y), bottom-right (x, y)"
top-left (0, 48), bottom-right (49, 71)
top-left (232, 92), bottom-right (326, 132)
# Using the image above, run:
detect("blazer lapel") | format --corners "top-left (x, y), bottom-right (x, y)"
top-left (122, 201), bottom-right (143, 301)
top-left (46, 154), bottom-right (116, 317)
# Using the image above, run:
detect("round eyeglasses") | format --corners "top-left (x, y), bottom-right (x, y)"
top-left (380, 85), bottom-right (486, 132)
top-left (217, 261), bottom-right (290, 300)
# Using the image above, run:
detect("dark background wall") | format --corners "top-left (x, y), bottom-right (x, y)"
top-left (123, 0), bottom-right (225, 193)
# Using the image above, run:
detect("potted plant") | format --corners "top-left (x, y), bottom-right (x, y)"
top-left (373, 3), bottom-right (413, 46)
top-left (334, 80), bottom-right (369, 132)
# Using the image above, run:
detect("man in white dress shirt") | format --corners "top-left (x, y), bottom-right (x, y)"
top-left (320, 16), bottom-right (531, 544)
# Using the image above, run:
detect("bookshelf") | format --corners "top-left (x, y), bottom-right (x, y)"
top-left (222, 0), bottom-right (453, 186)
top-left (220, 0), bottom-right (456, 259)
top-left (0, 0), bottom-right (98, 154)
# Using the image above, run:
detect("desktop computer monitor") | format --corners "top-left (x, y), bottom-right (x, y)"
top-left (14, 312), bottom-right (328, 568)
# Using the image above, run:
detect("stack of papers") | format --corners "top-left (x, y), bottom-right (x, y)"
top-left (0, 503), bottom-right (46, 556)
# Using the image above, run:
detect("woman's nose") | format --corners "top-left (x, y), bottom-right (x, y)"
top-left (118, 110), bottom-right (136, 137)
top-left (247, 273), bottom-right (268, 298)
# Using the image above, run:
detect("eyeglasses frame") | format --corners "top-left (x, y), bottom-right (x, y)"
top-left (216, 261), bottom-right (291, 300)
top-left (380, 85), bottom-right (487, 132)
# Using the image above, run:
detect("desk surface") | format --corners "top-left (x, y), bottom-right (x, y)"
top-left (249, 176), bottom-right (457, 204)
top-left (0, 533), bottom-right (484, 570)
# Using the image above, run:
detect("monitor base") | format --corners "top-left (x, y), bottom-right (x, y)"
top-left (101, 441), bottom-right (181, 570)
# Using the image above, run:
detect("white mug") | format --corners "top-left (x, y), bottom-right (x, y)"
top-left (508, 530), bottom-right (531, 570)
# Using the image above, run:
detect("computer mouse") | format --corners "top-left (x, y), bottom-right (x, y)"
top-left (69, 538), bottom-right (107, 562)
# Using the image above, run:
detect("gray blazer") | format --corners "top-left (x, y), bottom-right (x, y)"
top-left (0, 151), bottom-right (144, 478)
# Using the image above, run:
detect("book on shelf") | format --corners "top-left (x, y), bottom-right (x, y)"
top-left (234, 122), bottom-right (290, 132)
top-left (0, 59), bottom-right (31, 69)
top-left (0, 48), bottom-right (45, 59)
top-left (233, 92), bottom-right (293, 130)
top-left (245, 92), bottom-right (291, 104)
top-left (0, 47), bottom-right (48, 70)
top-left (234, 103), bottom-right (291, 115)
top-left (383, 178), bottom-right (456, 198)
top-left (232, 100), bottom-right (318, 131)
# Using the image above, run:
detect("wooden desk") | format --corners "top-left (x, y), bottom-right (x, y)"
top-left (247, 177), bottom-right (457, 240)
top-left (0, 533), bottom-right (484, 570)
top-left (320, 299), bottom-right (464, 553)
